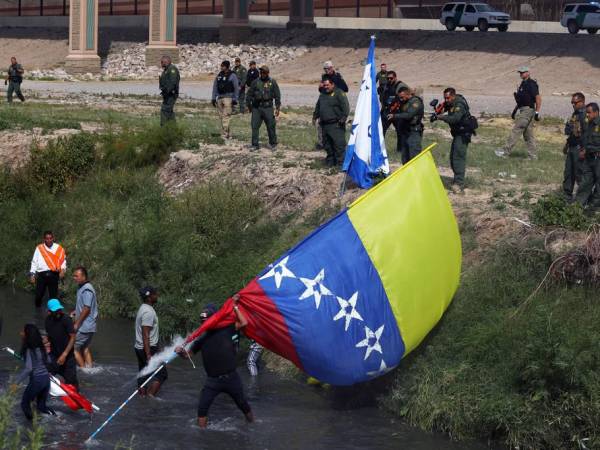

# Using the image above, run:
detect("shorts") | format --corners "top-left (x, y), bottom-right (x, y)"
top-left (197, 370), bottom-right (251, 417)
top-left (135, 346), bottom-right (168, 387)
top-left (75, 332), bottom-right (94, 351)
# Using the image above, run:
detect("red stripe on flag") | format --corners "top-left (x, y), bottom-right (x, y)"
top-left (184, 278), bottom-right (303, 370)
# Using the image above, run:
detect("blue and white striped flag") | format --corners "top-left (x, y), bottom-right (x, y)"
top-left (342, 36), bottom-right (389, 188)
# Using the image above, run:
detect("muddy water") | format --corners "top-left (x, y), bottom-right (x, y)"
top-left (0, 286), bottom-right (486, 450)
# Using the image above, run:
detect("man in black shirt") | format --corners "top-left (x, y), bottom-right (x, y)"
top-left (245, 61), bottom-right (260, 99)
top-left (177, 295), bottom-right (253, 428)
top-left (496, 66), bottom-right (542, 159)
top-left (321, 61), bottom-right (348, 93)
top-left (45, 298), bottom-right (78, 389)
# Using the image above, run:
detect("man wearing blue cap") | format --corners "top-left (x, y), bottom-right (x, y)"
top-left (44, 298), bottom-right (78, 389)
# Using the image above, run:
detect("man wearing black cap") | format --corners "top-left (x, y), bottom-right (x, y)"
top-left (134, 286), bottom-right (167, 396)
top-left (177, 294), bottom-right (253, 428)
top-left (246, 65), bottom-right (281, 151)
top-left (246, 61), bottom-right (259, 95)
top-left (233, 57), bottom-right (248, 114)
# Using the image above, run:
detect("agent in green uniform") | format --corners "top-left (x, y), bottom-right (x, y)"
top-left (6, 57), bottom-right (25, 103)
top-left (563, 92), bottom-right (587, 201)
top-left (575, 103), bottom-right (600, 210)
top-left (158, 56), bottom-right (180, 126)
top-left (376, 63), bottom-right (387, 103)
top-left (389, 86), bottom-right (424, 164)
top-left (246, 66), bottom-right (281, 151)
top-left (313, 79), bottom-right (350, 167)
top-left (434, 87), bottom-right (473, 193)
top-left (233, 57), bottom-right (248, 114)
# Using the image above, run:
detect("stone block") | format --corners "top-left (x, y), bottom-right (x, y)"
top-left (145, 46), bottom-right (180, 66)
top-left (64, 56), bottom-right (101, 74)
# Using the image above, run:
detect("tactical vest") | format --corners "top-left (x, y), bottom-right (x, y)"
top-left (566, 109), bottom-right (587, 147)
top-left (252, 79), bottom-right (274, 106)
top-left (216, 72), bottom-right (235, 95)
top-left (515, 79), bottom-right (537, 108)
top-left (8, 65), bottom-right (23, 83)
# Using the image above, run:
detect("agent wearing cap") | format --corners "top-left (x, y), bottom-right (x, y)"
top-left (211, 60), bottom-right (240, 140)
top-left (176, 294), bottom-right (254, 428)
top-left (134, 286), bottom-right (167, 396)
top-left (44, 298), bottom-right (78, 389)
top-left (232, 57), bottom-right (248, 114)
top-left (497, 66), bottom-right (542, 160)
top-left (246, 65), bottom-right (281, 151)
top-left (246, 60), bottom-right (259, 92)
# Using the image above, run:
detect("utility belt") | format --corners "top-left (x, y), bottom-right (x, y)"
top-left (516, 105), bottom-right (534, 111)
top-left (9, 76), bottom-right (23, 83)
top-left (252, 99), bottom-right (273, 108)
top-left (320, 118), bottom-right (340, 125)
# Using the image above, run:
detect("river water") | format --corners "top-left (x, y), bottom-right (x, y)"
top-left (0, 286), bottom-right (486, 450)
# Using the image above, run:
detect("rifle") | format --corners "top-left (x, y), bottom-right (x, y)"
top-left (429, 99), bottom-right (446, 122)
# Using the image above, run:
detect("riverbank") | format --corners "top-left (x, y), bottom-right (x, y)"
top-left (0, 96), bottom-right (598, 449)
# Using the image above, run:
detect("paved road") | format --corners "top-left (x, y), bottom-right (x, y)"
top-left (21, 80), bottom-right (598, 119)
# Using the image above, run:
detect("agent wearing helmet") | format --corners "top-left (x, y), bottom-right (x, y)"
top-left (177, 294), bottom-right (254, 428)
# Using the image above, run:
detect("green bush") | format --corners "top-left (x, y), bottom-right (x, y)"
top-left (100, 123), bottom-right (184, 169)
top-left (0, 389), bottom-right (44, 449)
top-left (28, 133), bottom-right (96, 194)
top-left (531, 194), bottom-right (590, 230)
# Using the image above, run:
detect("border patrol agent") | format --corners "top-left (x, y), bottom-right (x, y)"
top-left (158, 56), bottom-right (180, 126)
top-left (563, 92), bottom-right (587, 201)
top-left (211, 60), bottom-right (240, 139)
top-left (6, 56), bottom-right (25, 103)
top-left (233, 57), bottom-right (248, 114)
top-left (435, 87), bottom-right (473, 193)
top-left (381, 71), bottom-right (409, 137)
top-left (246, 65), bottom-right (281, 151)
top-left (390, 86), bottom-right (424, 164)
top-left (313, 78), bottom-right (349, 167)
top-left (575, 103), bottom-right (600, 210)
top-left (497, 66), bottom-right (541, 159)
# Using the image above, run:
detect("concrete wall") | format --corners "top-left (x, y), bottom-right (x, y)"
top-left (0, 14), bottom-right (566, 34)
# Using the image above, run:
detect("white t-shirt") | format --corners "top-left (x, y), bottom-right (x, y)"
top-left (135, 303), bottom-right (159, 350)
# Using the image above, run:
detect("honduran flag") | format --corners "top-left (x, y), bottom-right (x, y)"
top-left (185, 146), bottom-right (461, 385)
top-left (342, 36), bottom-right (389, 189)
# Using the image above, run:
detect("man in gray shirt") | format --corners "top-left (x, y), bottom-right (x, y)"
top-left (135, 286), bottom-right (167, 396)
top-left (72, 266), bottom-right (97, 368)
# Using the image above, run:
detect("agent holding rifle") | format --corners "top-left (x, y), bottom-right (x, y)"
top-left (6, 57), bottom-right (25, 103)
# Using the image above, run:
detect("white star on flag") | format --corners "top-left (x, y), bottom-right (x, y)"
top-left (355, 324), bottom-right (385, 360)
top-left (332, 292), bottom-right (363, 331)
top-left (367, 359), bottom-right (393, 377)
top-left (299, 269), bottom-right (333, 309)
top-left (259, 256), bottom-right (296, 289)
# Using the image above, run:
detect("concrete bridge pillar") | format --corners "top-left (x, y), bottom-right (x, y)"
top-left (65, 0), bottom-right (101, 73)
top-left (287, 0), bottom-right (316, 29)
top-left (145, 0), bottom-right (180, 65)
top-left (220, 0), bottom-right (251, 45)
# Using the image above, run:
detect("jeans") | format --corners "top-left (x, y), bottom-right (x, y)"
top-left (21, 374), bottom-right (52, 420)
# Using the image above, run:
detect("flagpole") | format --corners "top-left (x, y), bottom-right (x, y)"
top-left (339, 172), bottom-right (348, 198)
top-left (86, 356), bottom-right (172, 443)
top-left (2, 347), bottom-right (100, 412)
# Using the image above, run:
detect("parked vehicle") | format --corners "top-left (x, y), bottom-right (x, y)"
top-left (440, 2), bottom-right (511, 32)
top-left (560, 2), bottom-right (600, 34)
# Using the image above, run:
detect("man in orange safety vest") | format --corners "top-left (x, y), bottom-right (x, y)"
top-left (29, 231), bottom-right (67, 308)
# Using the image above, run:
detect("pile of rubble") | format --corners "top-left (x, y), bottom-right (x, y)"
top-left (27, 41), bottom-right (309, 81)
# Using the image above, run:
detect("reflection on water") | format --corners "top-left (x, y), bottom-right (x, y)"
top-left (0, 286), bottom-right (486, 450)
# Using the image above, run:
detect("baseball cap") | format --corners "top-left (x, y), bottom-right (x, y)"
top-left (259, 65), bottom-right (269, 73)
top-left (517, 66), bottom-right (530, 73)
top-left (323, 61), bottom-right (333, 69)
top-left (235, 57), bottom-right (241, 62)
top-left (200, 303), bottom-right (217, 320)
top-left (47, 298), bottom-right (64, 312)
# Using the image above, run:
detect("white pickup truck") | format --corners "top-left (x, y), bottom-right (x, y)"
top-left (440, 2), bottom-right (511, 32)
top-left (560, 2), bottom-right (600, 34)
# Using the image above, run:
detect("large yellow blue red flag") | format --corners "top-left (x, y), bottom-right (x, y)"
top-left (186, 144), bottom-right (461, 385)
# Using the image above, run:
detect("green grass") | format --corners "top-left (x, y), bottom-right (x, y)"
top-left (0, 388), bottom-right (44, 449)
top-left (383, 233), bottom-right (600, 449)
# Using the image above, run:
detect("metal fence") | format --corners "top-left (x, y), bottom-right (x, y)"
top-left (0, 0), bottom-right (568, 20)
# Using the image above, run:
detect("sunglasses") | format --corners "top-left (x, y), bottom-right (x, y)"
top-left (386, 77), bottom-right (394, 80)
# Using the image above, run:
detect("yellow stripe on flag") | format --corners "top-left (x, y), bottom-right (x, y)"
top-left (347, 145), bottom-right (461, 355)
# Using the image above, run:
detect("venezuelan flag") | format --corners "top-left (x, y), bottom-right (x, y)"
top-left (186, 144), bottom-right (461, 385)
